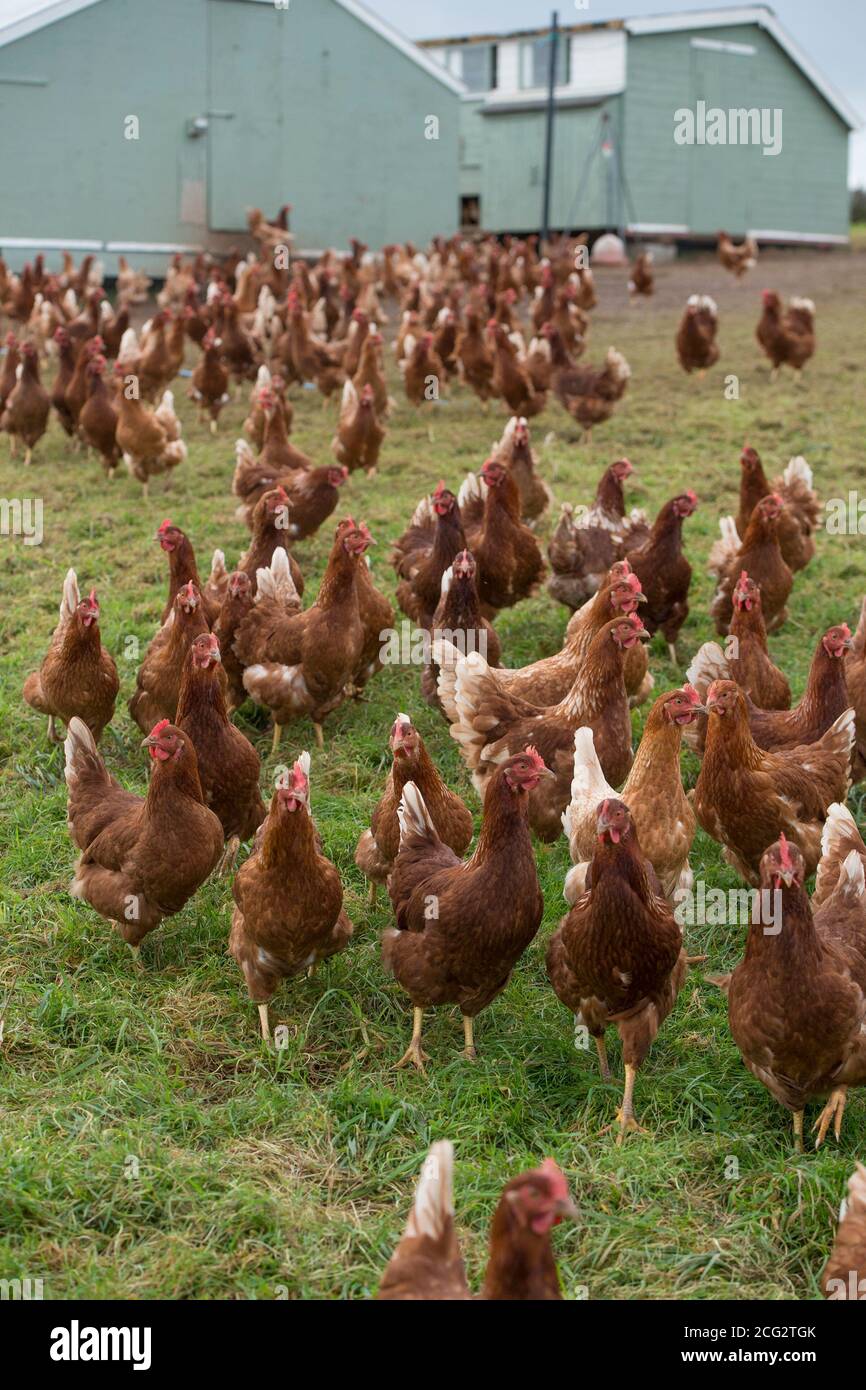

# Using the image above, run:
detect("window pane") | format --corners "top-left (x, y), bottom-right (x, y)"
top-left (460, 44), bottom-right (492, 93)
top-left (527, 35), bottom-right (569, 87)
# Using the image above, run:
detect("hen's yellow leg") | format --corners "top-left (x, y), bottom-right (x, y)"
top-left (395, 1007), bottom-right (429, 1072)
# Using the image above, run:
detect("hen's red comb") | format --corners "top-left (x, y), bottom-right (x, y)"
top-left (778, 833), bottom-right (794, 869)
top-left (149, 718), bottom-right (171, 739)
top-left (537, 1158), bottom-right (570, 1203)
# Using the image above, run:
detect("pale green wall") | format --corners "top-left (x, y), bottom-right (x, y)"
top-left (460, 96), bottom-right (623, 232)
top-left (0, 0), bottom-right (207, 270)
top-left (0, 0), bottom-right (459, 271)
top-left (456, 22), bottom-right (850, 239)
top-left (622, 25), bottom-right (850, 238)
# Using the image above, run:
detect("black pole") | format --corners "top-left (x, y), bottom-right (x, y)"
top-left (541, 11), bottom-right (559, 249)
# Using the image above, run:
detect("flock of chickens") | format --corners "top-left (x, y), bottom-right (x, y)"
top-left (4, 217), bottom-right (863, 1300)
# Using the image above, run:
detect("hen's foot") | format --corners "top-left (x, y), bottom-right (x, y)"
top-left (599, 1111), bottom-right (650, 1145)
top-left (394, 1039), bottom-right (429, 1073)
top-left (368, 880), bottom-right (378, 907)
top-left (814, 1089), bottom-right (847, 1148)
top-left (395, 1008), bottom-right (428, 1072)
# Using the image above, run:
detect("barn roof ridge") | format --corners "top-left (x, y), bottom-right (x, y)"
top-left (418, 5), bottom-right (860, 131)
top-left (0, 0), bottom-right (465, 96)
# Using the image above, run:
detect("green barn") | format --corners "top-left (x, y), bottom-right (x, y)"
top-left (420, 5), bottom-right (859, 244)
top-left (0, 0), bottom-right (462, 272)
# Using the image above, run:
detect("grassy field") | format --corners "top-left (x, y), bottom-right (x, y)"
top-left (1, 245), bottom-right (864, 1301)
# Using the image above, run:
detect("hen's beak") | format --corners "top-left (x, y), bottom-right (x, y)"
top-left (140, 733), bottom-right (159, 749)
top-left (556, 1194), bottom-right (580, 1221)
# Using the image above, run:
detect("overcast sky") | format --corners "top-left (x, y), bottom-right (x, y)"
top-left (1, 0), bottom-right (862, 184)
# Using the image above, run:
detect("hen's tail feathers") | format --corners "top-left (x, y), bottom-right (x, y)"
top-left (821, 801), bottom-right (861, 859)
top-left (118, 327), bottom-right (139, 361)
top-left (340, 377), bottom-right (358, 413)
top-left (817, 803), bottom-right (866, 905)
top-left (60, 568), bottom-right (80, 624)
top-left (562, 727), bottom-right (615, 841)
top-left (397, 781), bottom-right (437, 846)
top-left (157, 389), bottom-right (178, 421)
top-left (208, 549), bottom-right (228, 589)
top-left (708, 516), bottom-right (741, 578)
top-left (409, 492), bottom-right (434, 529)
top-left (450, 650), bottom-right (495, 770)
top-left (404, 1141), bottom-right (455, 1241)
top-left (431, 638), bottom-right (463, 724)
top-left (685, 641), bottom-right (730, 700)
top-left (783, 455), bottom-right (813, 491)
top-left (232, 439), bottom-right (259, 496)
top-left (823, 707), bottom-right (856, 760)
top-left (838, 849), bottom-right (866, 900)
top-left (64, 716), bottom-right (107, 792)
top-left (255, 547), bottom-right (300, 607)
top-left (818, 709), bottom-right (857, 795)
top-left (457, 471), bottom-right (486, 510)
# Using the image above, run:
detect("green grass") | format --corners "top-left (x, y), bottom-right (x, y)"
top-left (1, 245), bottom-right (864, 1300)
